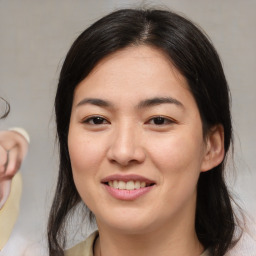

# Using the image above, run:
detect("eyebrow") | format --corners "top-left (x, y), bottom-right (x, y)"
top-left (137, 97), bottom-right (184, 109)
top-left (76, 96), bottom-right (184, 109)
top-left (76, 98), bottom-right (113, 108)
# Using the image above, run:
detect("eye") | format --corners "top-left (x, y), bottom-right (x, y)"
top-left (147, 116), bottom-right (175, 126)
top-left (82, 116), bottom-right (109, 125)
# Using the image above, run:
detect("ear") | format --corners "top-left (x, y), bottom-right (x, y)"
top-left (201, 125), bottom-right (225, 172)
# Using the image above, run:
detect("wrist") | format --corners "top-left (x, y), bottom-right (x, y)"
top-left (8, 127), bottom-right (30, 144)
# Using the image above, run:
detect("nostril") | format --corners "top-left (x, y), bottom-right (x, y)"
top-left (106, 139), bottom-right (146, 166)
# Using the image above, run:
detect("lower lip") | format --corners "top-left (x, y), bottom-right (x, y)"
top-left (103, 184), bottom-right (154, 201)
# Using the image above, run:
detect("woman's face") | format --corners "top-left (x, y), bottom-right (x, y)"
top-left (68, 46), bottom-right (212, 234)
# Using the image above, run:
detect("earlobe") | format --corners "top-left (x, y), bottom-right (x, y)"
top-left (201, 125), bottom-right (225, 172)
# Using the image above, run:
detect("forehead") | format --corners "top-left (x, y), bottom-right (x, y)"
top-left (86, 45), bottom-right (187, 85)
top-left (73, 46), bottom-right (193, 107)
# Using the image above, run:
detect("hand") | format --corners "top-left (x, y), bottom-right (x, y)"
top-left (0, 130), bottom-right (29, 179)
top-left (0, 130), bottom-right (29, 209)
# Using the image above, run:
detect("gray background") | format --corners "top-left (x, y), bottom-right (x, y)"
top-left (0, 0), bottom-right (255, 246)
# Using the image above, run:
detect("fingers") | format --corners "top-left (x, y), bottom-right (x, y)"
top-left (0, 130), bottom-right (29, 179)
top-left (0, 145), bottom-right (8, 176)
top-left (0, 130), bottom-right (29, 160)
top-left (5, 147), bottom-right (21, 178)
top-left (0, 146), bottom-right (21, 180)
top-left (0, 179), bottom-right (12, 209)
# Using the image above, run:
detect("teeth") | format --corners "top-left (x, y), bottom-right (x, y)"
top-left (134, 181), bottom-right (140, 189)
top-left (118, 181), bottom-right (126, 189)
top-left (108, 180), bottom-right (149, 190)
top-left (113, 180), bottom-right (119, 189)
top-left (140, 181), bottom-right (146, 188)
top-left (126, 181), bottom-right (135, 190)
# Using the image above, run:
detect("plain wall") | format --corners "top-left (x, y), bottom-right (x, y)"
top-left (0, 0), bottom-right (255, 245)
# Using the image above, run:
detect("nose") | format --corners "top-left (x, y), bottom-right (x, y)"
top-left (106, 124), bottom-right (146, 166)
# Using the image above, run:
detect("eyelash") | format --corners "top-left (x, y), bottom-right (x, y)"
top-left (82, 115), bottom-right (175, 127)
top-left (82, 115), bottom-right (110, 125)
top-left (146, 116), bottom-right (176, 126)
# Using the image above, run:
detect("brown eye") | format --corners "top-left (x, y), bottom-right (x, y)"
top-left (148, 116), bottom-right (174, 125)
top-left (83, 116), bottom-right (109, 125)
top-left (152, 117), bottom-right (165, 125)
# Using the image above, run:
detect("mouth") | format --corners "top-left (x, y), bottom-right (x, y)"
top-left (105, 180), bottom-right (155, 190)
top-left (101, 175), bottom-right (156, 191)
top-left (101, 175), bottom-right (155, 200)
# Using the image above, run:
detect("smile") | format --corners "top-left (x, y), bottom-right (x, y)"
top-left (102, 175), bottom-right (155, 200)
top-left (108, 180), bottom-right (149, 190)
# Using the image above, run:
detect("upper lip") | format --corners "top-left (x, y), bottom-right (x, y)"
top-left (101, 174), bottom-right (156, 185)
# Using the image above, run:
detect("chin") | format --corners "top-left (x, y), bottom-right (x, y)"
top-left (96, 211), bottom-right (158, 235)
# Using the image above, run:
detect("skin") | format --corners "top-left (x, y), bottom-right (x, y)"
top-left (0, 130), bottom-right (28, 209)
top-left (68, 46), bottom-right (224, 256)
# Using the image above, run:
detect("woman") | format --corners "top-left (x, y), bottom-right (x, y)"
top-left (48, 8), bottom-right (240, 256)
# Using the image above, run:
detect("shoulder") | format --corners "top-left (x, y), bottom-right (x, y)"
top-left (225, 220), bottom-right (256, 256)
top-left (0, 229), bottom-right (45, 256)
top-left (65, 231), bottom-right (99, 256)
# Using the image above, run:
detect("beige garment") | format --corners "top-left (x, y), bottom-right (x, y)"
top-left (0, 172), bottom-right (45, 256)
top-left (65, 231), bottom-right (211, 256)
top-left (0, 172), bottom-right (22, 250)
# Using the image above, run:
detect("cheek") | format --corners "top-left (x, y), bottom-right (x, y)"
top-left (149, 133), bottom-right (204, 170)
top-left (68, 133), bottom-right (103, 174)
top-left (148, 134), bottom-right (203, 213)
top-left (147, 129), bottom-right (205, 197)
top-left (68, 133), bottom-right (101, 208)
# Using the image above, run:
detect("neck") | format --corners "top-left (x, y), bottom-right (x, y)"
top-left (94, 191), bottom-right (204, 256)
top-left (94, 219), bottom-right (203, 256)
